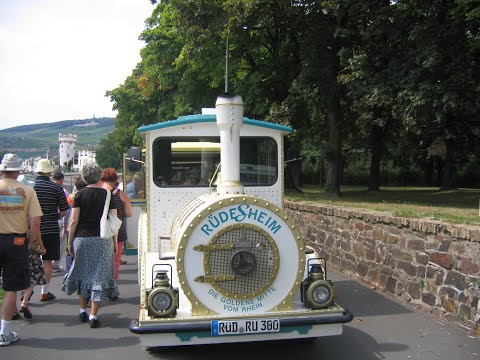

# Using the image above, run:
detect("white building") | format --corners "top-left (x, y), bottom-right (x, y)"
top-left (58, 133), bottom-right (77, 169)
top-left (77, 149), bottom-right (96, 171)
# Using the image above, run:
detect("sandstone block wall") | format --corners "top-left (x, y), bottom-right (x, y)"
top-left (285, 201), bottom-right (480, 334)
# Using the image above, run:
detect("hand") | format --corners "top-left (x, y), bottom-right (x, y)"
top-left (39, 245), bottom-right (47, 255)
top-left (68, 242), bottom-right (74, 257)
top-left (114, 242), bottom-right (118, 255)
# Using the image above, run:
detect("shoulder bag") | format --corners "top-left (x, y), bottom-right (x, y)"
top-left (100, 189), bottom-right (123, 239)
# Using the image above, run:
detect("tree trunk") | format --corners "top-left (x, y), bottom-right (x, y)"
top-left (325, 95), bottom-right (342, 196)
top-left (440, 140), bottom-right (455, 190)
top-left (368, 124), bottom-right (383, 191)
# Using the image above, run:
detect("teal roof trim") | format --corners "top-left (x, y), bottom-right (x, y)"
top-left (138, 114), bottom-right (292, 134)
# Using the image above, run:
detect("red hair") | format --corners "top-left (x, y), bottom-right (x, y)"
top-left (101, 168), bottom-right (118, 182)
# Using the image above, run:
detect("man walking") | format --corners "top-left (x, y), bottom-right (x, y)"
top-left (0, 154), bottom-right (43, 346)
top-left (52, 171), bottom-right (69, 273)
top-left (34, 159), bottom-right (69, 301)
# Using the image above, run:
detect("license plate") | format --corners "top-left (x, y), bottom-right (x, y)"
top-left (211, 318), bottom-right (280, 336)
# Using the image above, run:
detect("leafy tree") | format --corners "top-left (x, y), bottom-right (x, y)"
top-left (95, 132), bottom-right (123, 170)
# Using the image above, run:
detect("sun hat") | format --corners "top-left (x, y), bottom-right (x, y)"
top-left (0, 153), bottom-right (23, 171)
top-left (35, 159), bottom-right (54, 173)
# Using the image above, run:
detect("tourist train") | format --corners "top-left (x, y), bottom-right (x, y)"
top-left (126, 94), bottom-right (353, 348)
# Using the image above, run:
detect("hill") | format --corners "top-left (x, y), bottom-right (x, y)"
top-left (0, 117), bottom-right (115, 159)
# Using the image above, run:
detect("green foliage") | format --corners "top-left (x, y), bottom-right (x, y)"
top-left (107, 0), bottom-right (480, 191)
top-left (96, 132), bottom-right (123, 170)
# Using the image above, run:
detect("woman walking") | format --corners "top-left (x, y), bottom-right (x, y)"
top-left (101, 168), bottom-right (132, 285)
top-left (62, 163), bottom-right (119, 328)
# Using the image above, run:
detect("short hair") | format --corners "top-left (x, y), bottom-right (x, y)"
top-left (52, 171), bottom-right (64, 180)
top-left (81, 163), bottom-right (103, 185)
top-left (101, 168), bottom-right (118, 182)
top-left (74, 176), bottom-right (87, 190)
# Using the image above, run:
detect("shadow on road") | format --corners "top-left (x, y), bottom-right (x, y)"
top-left (333, 280), bottom-right (413, 317)
top-left (146, 326), bottom-right (408, 360)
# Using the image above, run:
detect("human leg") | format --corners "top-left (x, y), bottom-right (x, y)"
top-left (40, 233), bottom-right (60, 301)
top-left (114, 241), bottom-right (124, 281)
top-left (19, 286), bottom-right (33, 319)
top-left (0, 291), bottom-right (20, 346)
top-left (89, 300), bottom-right (101, 328)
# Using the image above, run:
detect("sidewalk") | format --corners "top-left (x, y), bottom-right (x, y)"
top-left (2, 256), bottom-right (146, 359)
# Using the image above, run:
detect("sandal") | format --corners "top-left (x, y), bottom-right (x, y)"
top-left (19, 305), bottom-right (32, 319)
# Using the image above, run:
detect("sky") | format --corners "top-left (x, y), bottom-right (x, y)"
top-left (0, 0), bottom-right (154, 130)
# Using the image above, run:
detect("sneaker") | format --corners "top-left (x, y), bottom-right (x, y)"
top-left (11, 312), bottom-right (20, 320)
top-left (0, 331), bottom-right (20, 346)
top-left (79, 312), bottom-right (88, 322)
top-left (120, 260), bottom-right (127, 265)
top-left (53, 263), bottom-right (64, 272)
top-left (40, 292), bottom-right (56, 302)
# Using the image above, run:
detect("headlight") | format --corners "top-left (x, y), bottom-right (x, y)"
top-left (147, 287), bottom-right (178, 317)
top-left (306, 280), bottom-right (334, 309)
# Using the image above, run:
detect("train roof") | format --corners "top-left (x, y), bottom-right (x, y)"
top-left (138, 114), bottom-right (292, 134)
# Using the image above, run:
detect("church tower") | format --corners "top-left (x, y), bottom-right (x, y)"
top-left (58, 133), bottom-right (77, 170)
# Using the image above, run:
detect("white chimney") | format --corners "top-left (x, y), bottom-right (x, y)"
top-left (215, 95), bottom-right (244, 195)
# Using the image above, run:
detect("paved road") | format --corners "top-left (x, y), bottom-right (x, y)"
top-left (3, 256), bottom-right (479, 360)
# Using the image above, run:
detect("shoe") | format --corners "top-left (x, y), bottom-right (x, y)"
top-left (120, 260), bottom-right (127, 265)
top-left (11, 312), bottom-right (20, 320)
top-left (109, 296), bottom-right (118, 301)
top-left (89, 318), bottom-right (99, 328)
top-left (19, 305), bottom-right (32, 319)
top-left (79, 312), bottom-right (88, 322)
top-left (0, 331), bottom-right (20, 346)
top-left (53, 263), bottom-right (64, 272)
top-left (40, 292), bottom-right (56, 302)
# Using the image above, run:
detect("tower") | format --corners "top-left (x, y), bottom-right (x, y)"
top-left (58, 133), bottom-right (77, 170)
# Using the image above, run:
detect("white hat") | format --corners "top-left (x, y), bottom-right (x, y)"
top-left (35, 159), bottom-right (54, 173)
top-left (0, 153), bottom-right (23, 171)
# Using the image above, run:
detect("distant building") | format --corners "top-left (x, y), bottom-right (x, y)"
top-left (77, 149), bottom-right (96, 171)
top-left (59, 133), bottom-right (77, 170)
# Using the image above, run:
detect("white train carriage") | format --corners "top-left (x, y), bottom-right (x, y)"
top-left (128, 95), bottom-right (353, 348)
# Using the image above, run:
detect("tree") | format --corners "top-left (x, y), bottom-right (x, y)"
top-left (95, 132), bottom-right (123, 170)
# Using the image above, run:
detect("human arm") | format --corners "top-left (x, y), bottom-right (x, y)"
top-left (30, 216), bottom-right (47, 255)
top-left (120, 190), bottom-right (133, 218)
top-left (67, 207), bottom-right (80, 257)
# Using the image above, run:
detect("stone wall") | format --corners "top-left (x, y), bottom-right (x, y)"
top-left (285, 201), bottom-right (480, 334)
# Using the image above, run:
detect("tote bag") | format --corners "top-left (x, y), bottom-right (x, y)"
top-left (100, 189), bottom-right (123, 239)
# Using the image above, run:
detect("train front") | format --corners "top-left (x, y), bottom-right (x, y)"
top-left (129, 94), bottom-right (353, 348)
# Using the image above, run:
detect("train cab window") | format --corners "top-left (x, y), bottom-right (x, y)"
top-left (153, 137), bottom-right (278, 187)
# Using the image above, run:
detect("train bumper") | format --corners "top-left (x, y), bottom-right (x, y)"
top-left (129, 308), bottom-right (353, 348)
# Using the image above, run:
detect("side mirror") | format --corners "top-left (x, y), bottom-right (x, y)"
top-left (126, 147), bottom-right (143, 172)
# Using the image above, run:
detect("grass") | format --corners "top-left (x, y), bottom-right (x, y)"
top-left (285, 186), bottom-right (480, 226)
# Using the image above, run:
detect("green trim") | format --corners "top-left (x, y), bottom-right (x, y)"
top-left (138, 115), bottom-right (292, 134)
top-left (176, 325), bottom-right (313, 341)
top-left (126, 248), bottom-right (138, 255)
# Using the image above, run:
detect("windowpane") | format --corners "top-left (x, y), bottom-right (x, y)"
top-left (153, 137), bottom-right (277, 187)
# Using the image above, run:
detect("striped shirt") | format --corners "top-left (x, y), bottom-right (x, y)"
top-left (34, 176), bottom-right (70, 234)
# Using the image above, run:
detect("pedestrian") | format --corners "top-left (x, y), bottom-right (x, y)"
top-left (63, 162), bottom-right (119, 328)
top-left (0, 153), bottom-right (43, 346)
top-left (64, 176), bottom-right (86, 275)
top-left (33, 159), bottom-right (69, 302)
top-left (52, 171), bottom-right (70, 273)
top-left (18, 238), bottom-right (48, 319)
top-left (126, 173), bottom-right (144, 199)
top-left (101, 168), bottom-right (132, 288)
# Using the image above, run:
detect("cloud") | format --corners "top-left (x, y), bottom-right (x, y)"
top-left (0, 0), bottom-right (153, 130)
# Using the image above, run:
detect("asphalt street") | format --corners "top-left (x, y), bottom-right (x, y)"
top-left (2, 256), bottom-right (479, 360)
